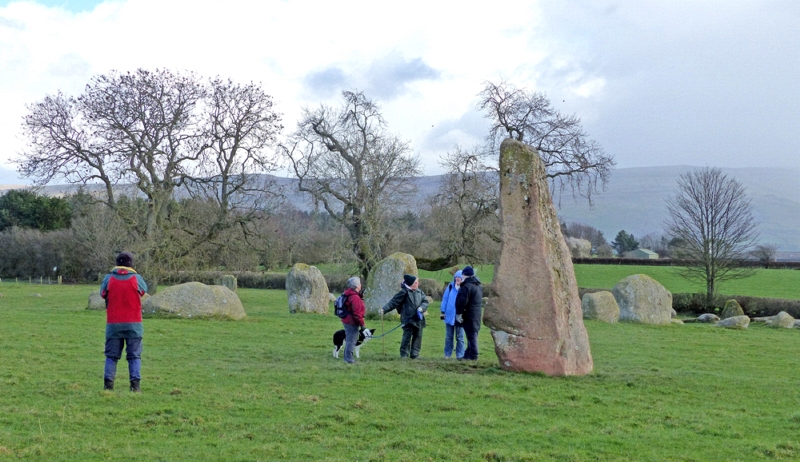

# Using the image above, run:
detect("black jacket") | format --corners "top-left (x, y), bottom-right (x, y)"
top-left (455, 276), bottom-right (482, 331)
top-left (382, 286), bottom-right (429, 328)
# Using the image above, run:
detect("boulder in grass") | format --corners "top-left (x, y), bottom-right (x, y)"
top-left (286, 264), bottom-right (329, 314)
top-left (142, 282), bottom-right (246, 320)
top-left (581, 291), bottom-right (620, 323)
top-left (612, 274), bottom-right (673, 325)
top-left (697, 313), bottom-right (720, 323)
top-left (766, 311), bottom-right (795, 328)
top-left (721, 299), bottom-right (745, 319)
top-left (88, 290), bottom-right (105, 310)
top-left (715, 315), bottom-right (750, 329)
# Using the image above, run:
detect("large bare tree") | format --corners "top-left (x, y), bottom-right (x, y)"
top-left (282, 90), bottom-right (421, 280)
top-left (16, 69), bottom-right (283, 281)
top-left (665, 167), bottom-right (759, 307)
top-left (426, 145), bottom-right (500, 266)
top-left (477, 80), bottom-right (615, 203)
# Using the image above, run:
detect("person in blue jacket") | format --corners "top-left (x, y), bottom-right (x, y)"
top-left (440, 270), bottom-right (465, 359)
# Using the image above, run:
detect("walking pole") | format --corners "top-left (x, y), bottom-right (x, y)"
top-left (381, 309), bottom-right (386, 357)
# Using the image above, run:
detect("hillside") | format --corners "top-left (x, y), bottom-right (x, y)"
top-left (555, 166), bottom-right (800, 251)
top-left (3, 166), bottom-right (798, 250)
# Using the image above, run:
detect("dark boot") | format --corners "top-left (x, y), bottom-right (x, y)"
top-left (130, 379), bottom-right (141, 393)
top-left (103, 379), bottom-right (114, 391)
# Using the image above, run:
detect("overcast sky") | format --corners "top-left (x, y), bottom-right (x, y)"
top-left (1, 0), bottom-right (798, 185)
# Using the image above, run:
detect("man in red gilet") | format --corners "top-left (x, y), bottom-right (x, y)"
top-left (101, 251), bottom-right (147, 392)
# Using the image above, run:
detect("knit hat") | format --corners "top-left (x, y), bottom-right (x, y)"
top-left (403, 274), bottom-right (417, 286)
top-left (116, 251), bottom-right (134, 267)
top-left (453, 270), bottom-right (463, 280)
top-left (461, 266), bottom-right (475, 277)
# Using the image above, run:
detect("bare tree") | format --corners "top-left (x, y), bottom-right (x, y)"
top-left (477, 80), bottom-right (615, 203)
top-left (665, 167), bottom-right (759, 307)
top-left (749, 243), bottom-right (778, 267)
top-left (16, 69), bottom-right (283, 281)
top-left (282, 90), bottom-right (421, 280)
top-left (427, 145), bottom-right (500, 266)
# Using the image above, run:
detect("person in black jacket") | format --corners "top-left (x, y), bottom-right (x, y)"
top-left (454, 266), bottom-right (483, 361)
top-left (380, 274), bottom-right (429, 359)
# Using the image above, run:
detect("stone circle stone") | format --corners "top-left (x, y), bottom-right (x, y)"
top-left (715, 315), bottom-right (750, 329)
top-left (483, 139), bottom-right (593, 376)
top-left (364, 252), bottom-right (418, 315)
top-left (697, 313), bottom-right (721, 323)
top-left (721, 299), bottom-right (744, 319)
top-left (612, 274), bottom-right (673, 324)
top-left (142, 282), bottom-right (246, 320)
top-left (766, 311), bottom-right (795, 328)
top-left (88, 290), bottom-right (105, 310)
top-left (286, 264), bottom-right (329, 314)
top-left (581, 291), bottom-right (619, 323)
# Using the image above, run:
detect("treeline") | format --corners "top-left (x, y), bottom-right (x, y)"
top-left (0, 188), bottom-right (500, 282)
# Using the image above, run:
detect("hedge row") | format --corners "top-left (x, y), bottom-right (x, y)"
top-left (572, 257), bottom-right (800, 269)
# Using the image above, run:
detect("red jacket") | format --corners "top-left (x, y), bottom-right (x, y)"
top-left (341, 288), bottom-right (365, 327)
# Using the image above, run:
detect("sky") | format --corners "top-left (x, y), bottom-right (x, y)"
top-left (0, 0), bottom-right (798, 185)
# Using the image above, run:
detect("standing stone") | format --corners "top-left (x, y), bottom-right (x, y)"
top-left (364, 252), bottom-right (418, 315)
top-left (612, 274), bottom-right (673, 324)
top-left (721, 299), bottom-right (744, 319)
top-left (286, 264), bottom-right (329, 314)
top-left (483, 139), bottom-right (593, 376)
top-left (581, 291), bottom-right (620, 323)
top-left (218, 274), bottom-right (237, 293)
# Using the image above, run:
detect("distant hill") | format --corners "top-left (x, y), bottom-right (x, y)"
top-left (3, 165), bottom-right (798, 251)
top-left (555, 166), bottom-right (800, 252)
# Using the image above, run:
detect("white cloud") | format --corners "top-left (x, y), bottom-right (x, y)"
top-left (1, 0), bottom-right (798, 184)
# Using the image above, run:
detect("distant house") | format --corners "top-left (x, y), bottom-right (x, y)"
top-left (624, 248), bottom-right (659, 259)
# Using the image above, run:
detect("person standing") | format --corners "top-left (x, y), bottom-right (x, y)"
top-left (380, 274), bottom-right (429, 359)
top-left (455, 266), bottom-right (482, 361)
top-left (340, 276), bottom-right (366, 364)
top-left (101, 251), bottom-right (147, 392)
top-left (440, 270), bottom-right (465, 359)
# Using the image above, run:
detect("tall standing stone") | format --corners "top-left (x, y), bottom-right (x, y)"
top-left (484, 139), bottom-right (593, 376)
top-left (364, 252), bottom-right (418, 315)
top-left (286, 264), bottom-right (329, 314)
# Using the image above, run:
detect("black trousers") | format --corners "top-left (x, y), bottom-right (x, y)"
top-left (462, 322), bottom-right (479, 360)
top-left (400, 324), bottom-right (423, 358)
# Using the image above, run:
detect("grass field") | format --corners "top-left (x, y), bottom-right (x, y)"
top-left (2, 283), bottom-right (800, 461)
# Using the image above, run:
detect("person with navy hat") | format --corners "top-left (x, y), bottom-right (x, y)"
top-left (100, 251), bottom-right (147, 392)
top-left (379, 274), bottom-right (429, 358)
top-left (455, 265), bottom-right (483, 361)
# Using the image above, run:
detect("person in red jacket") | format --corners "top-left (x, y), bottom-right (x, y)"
top-left (101, 251), bottom-right (147, 392)
top-left (340, 276), bottom-right (366, 364)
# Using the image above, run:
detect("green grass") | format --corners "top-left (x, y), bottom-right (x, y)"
top-left (2, 284), bottom-right (800, 460)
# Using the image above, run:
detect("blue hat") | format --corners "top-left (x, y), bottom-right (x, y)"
top-left (454, 270), bottom-right (463, 280)
top-left (462, 266), bottom-right (475, 277)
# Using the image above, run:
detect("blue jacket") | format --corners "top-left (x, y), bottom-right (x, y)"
top-left (440, 271), bottom-right (463, 326)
